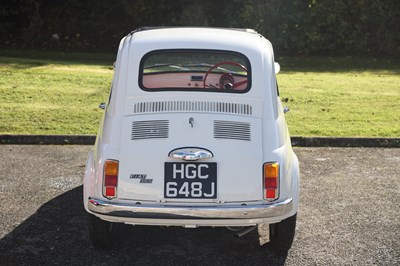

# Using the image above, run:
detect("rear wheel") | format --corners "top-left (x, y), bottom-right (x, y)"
top-left (269, 213), bottom-right (297, 252)
top-left (89, 215), bottom-right (114, 248)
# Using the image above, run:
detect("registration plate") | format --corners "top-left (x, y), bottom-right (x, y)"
top-left (164, 162), bottom-right (217, 199)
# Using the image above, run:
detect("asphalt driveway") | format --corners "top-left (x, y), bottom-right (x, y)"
top-left (0, 145), bottom-right (398, 265)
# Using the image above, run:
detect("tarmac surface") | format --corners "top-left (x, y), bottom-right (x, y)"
top-left (0, 145), bottom-right (399, 265)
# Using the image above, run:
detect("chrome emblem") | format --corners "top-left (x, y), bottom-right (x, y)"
top-left (169, 147), bottom-right (213, 161)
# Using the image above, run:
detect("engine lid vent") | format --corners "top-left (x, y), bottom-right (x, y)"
top-left (133, 101), bottom-right (252, 116)
top-left (214, 120), bottom-right (251, 141)
top-left (131, 120), bottom-right (169, 140)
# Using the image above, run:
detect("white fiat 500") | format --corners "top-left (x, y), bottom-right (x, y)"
top-left (84, 27), bottom-right (300, 251)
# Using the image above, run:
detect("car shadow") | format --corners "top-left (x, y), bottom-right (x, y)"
top-left (0, 186), bottom-right (288, 266)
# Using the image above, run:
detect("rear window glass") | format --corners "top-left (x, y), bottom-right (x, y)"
top-left (139, 50), bottom-right (251, 93)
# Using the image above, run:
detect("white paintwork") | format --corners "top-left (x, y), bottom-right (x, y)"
top-left (83, 27), bottom-right (299, 227)
top-left (274, 62), bottom-right (281, 74)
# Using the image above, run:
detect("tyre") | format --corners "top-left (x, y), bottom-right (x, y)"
top-left (269, 213), bottom-right (297, 252)
top-left (89, 215), bottom-right (114, 248)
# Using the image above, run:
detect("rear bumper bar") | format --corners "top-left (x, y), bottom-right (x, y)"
top-left (88, 197), bottom-right (293, 220)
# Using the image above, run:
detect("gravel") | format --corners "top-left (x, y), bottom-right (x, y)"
top-left (0, 145), bottom-right (399, 265)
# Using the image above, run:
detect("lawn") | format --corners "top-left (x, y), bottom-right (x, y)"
top-left (0, 50), bottom-right (399, 137)
top-left (278, 57), bottom-right (400, 137)
top-left (0, 51), bottom-right (114, 134)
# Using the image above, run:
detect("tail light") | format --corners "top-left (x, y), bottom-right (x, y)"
top-left (103, 160), bottom-right (119, 199)
top-left (263, 162), bottom-right (279, 201)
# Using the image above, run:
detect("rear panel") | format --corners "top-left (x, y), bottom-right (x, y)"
top-left (118, 111), bottom-right (263, 203)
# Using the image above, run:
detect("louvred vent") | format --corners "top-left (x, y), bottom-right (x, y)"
top-left (131, 120), bottom-right (169, 140)
top-left (214, 120), bottom-right (251, 141)
top-left (132, 101), bottom-right (252, 115)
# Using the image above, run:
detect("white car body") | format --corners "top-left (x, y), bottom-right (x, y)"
top-left (83, 27), bottom-right (299, 249)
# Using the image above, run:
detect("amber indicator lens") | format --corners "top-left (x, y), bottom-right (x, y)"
top-left (264, 163), bottom-right (279, 179)
top-left (105, 160), bottom-right (119, 176)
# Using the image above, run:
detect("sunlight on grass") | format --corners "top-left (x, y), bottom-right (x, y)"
top-left (0, 54), bottom-right (113, 134)
top-left (278, 69), bottom-right (400, 137)
top-left (36, 64), bottom-right (113, 74)
top-left (0, 53), bottom-right (399, 136)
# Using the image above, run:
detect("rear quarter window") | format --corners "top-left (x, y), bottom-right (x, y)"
top-left (139, 49), bottom-right (251, 93)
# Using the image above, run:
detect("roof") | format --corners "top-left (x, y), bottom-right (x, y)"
top-left (125, 27), bottom-right (269, 57)
top-left (130, 26), bottom-right (259, 35)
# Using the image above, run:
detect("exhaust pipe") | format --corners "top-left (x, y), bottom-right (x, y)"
top-left (234, 226), bottom-right (257, 237)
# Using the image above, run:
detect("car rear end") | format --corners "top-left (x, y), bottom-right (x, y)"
top-left (83, 28), bottom-right (299, 249)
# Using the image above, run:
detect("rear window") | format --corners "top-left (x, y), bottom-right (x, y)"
top-left (139, 50), bottom-right (251, 93)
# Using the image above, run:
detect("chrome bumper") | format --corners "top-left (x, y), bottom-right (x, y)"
top-left (88, 197), bottom-right (293, 220)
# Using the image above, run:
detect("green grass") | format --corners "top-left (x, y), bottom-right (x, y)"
top-left (0, 51), bottom-right (399, 137)
top-left (0, 51), bottom-right (114, 134)
top-left (277, 57), bottom-right (400, 137)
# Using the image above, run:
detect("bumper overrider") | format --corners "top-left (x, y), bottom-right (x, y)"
top-left (88, 197), bottom-right (293, 220)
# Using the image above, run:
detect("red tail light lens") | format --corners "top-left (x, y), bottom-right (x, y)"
top-left (263, 162), bottom-right (279, 201)
top-left (103, 160), bottom-right (119, 199)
